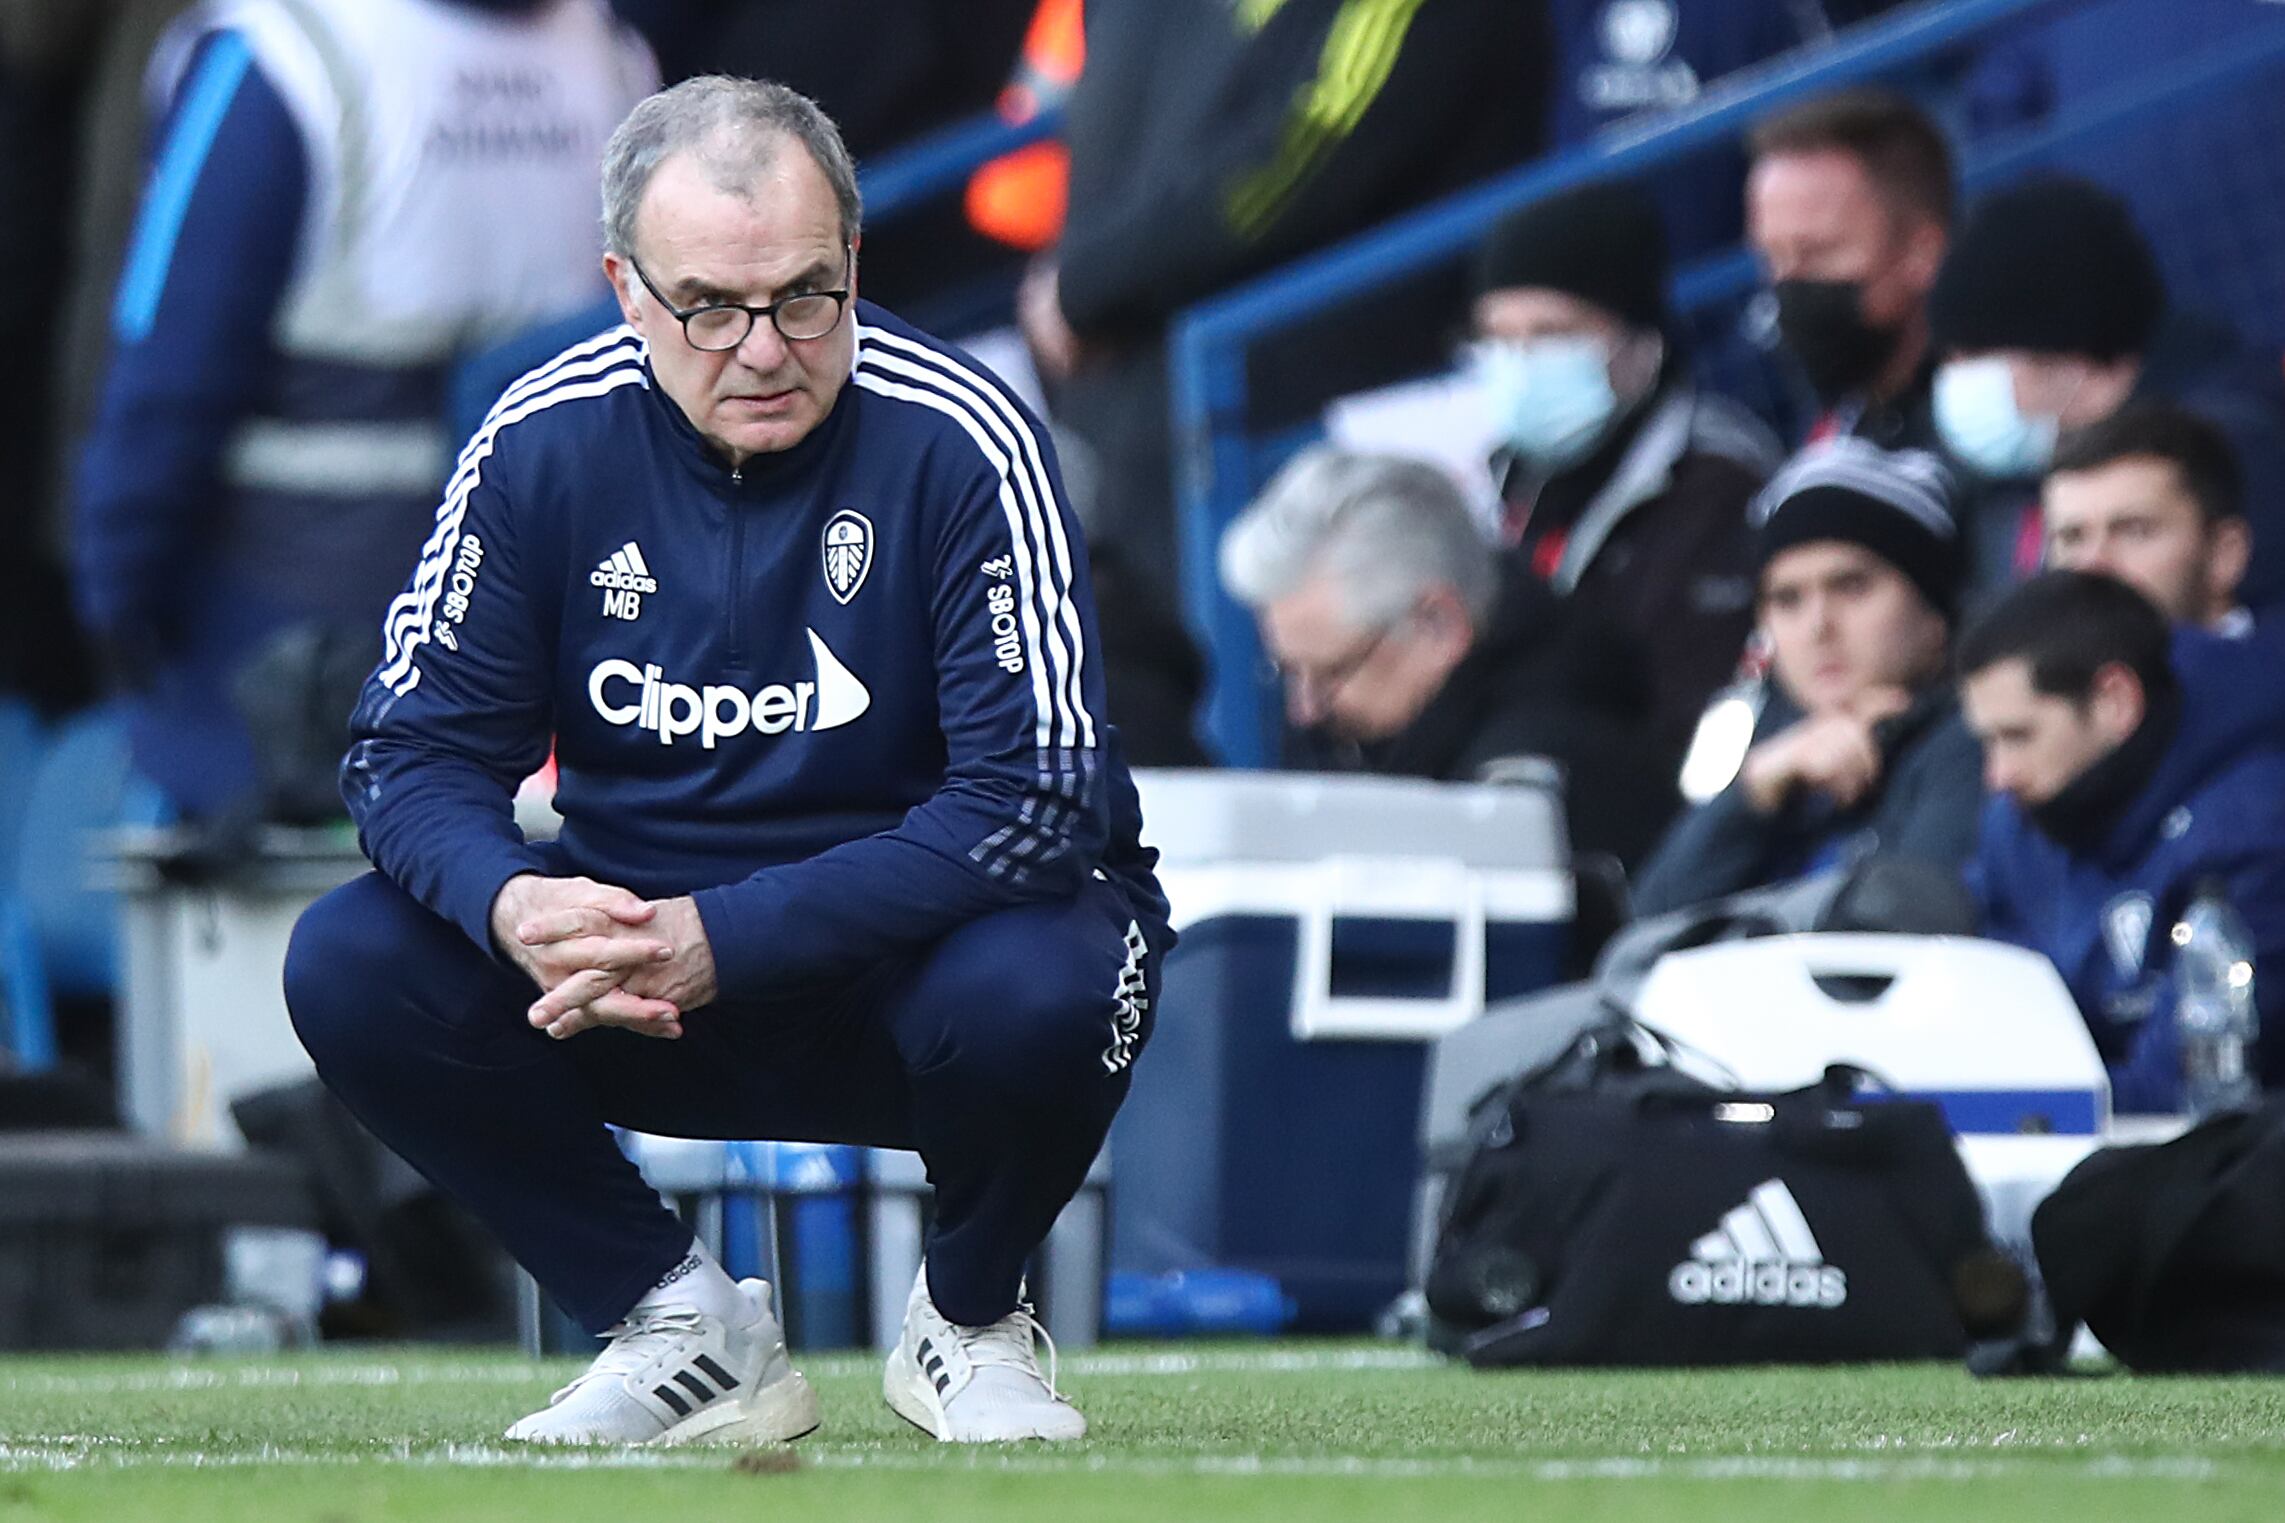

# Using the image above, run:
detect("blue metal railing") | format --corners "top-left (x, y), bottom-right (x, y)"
top-left (1652, 14), bottom-right (2285, 338)
top-left (857, 107), bottom-right (1065, 225)
top-left (1170, 0), bottom-right (2105, 766)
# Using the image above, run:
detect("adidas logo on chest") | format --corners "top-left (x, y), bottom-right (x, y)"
top-left (592, 540), bottom-right (658, 621)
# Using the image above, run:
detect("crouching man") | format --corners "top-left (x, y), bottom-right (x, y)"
top-left (285, 78), bottom-right (1170, 1445)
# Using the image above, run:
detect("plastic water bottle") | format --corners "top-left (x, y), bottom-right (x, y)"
top-left (2174, 878), bottom-right (2259, 1118)
top-left (167, 1303), bottom-right (295, 1354)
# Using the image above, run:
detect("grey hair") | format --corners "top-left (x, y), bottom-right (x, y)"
top-left (1220, 447), bottom-right (1499, 630)
top-left (600, 76), bottom-right (863, 256)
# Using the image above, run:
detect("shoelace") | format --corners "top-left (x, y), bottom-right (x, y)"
top-left (548, 1304), bottom-right (708, 1404)
top-left (959, 1303), bottom-right (1061, 1398)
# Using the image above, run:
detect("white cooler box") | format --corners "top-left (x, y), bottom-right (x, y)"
top-left (1631, 933), bottom-right (2111, 1136)
top-left (1113, 768), bottom-right (1574, 1328)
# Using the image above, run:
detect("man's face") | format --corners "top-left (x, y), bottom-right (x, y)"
top-left (1961, 656), bottom-right (2132, 807)
top-left (1977, 350), bottom-right (2113, 428)
top-left (1472, 287), bottom-right (1626, 348)
top-left (605, 143), bottom-right (855, 464)
top-left (1759, 541), bottom-right (1947, 715)
top-left (1747, 149), bottom-right (1941, 331)
top-left (1260, 570), bottom-right (1469, 742)
top-left (2044, 455), bottom-right (2247, 626)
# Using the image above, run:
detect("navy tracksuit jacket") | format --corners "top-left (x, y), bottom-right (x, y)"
top-left (1971, 629), bottom-right (2285, 1114)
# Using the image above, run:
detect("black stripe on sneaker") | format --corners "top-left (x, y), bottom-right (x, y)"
top-left (652, 1384), bottom-right (692, 1418)
top-left (673, 1369), bottom-right (715, 1404)
top-left (924, 1353), bottom-right (944, 1376)
top-left (933, 1371), bottom-right (950, 1394)
top-left (693, 1354), bottom-right (740, 1392)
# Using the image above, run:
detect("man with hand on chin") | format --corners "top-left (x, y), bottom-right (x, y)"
top-left (286, 76), bottom-right (1169, 1449)
top-left (1631, 439), bottom-right (1984, 916)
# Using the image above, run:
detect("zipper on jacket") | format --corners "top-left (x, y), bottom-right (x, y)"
top-left (725, 462), bottom-right (750, 669)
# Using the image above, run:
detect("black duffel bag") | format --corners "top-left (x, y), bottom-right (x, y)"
top-left (1426, 1027), bottom-right (2023, 1366)
top-left (2032, 1098), bottom-right (2285, 1373)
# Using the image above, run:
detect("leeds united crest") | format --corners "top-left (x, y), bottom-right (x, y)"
top-left (822, 509), bottom-right (873, 605)
top-left (2102, 891), bottom-right (2155, 979)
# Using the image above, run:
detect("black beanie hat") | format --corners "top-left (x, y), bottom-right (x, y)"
top-left (1930, 177), bottom-right (2165, 361)
top-left (1474, 179), bottom-right (1670, 332)
top-left (1753, 440), bottom-right (1964, 620)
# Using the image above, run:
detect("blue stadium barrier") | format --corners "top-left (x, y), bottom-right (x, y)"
top-left (1167, 0), bottom-right (2285, 765)
top-left (857, 106), bottom-right (1063, 226)
top-left (0, 707), bottom-right (171, 1071)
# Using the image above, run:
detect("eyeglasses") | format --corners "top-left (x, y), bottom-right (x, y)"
top-left (1266, 614), bottom-right (1409, 711)
top-left (628, 249), bottom-right (852, 350)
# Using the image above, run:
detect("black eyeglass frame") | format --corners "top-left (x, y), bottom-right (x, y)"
top-left (628, 247), bottom-right (854, 351)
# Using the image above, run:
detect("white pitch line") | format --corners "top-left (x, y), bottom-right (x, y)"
top-left (0, 1347), bottom-right (1439, 1398)
top-left (0, 1440), bottom-right (2231, 1484)
top-left (1060, 1348), bottom-right (1438, 1377)
top-left (0, 1364), bottom-right (557, 1396)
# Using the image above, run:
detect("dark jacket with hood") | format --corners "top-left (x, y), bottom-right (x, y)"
top-left (1971, 637), bottom-right (2285, 1114)
top-left (1630, 681), bottom-right (1984, 918)
top-left (1499, 376), bottom-right (1779, 777)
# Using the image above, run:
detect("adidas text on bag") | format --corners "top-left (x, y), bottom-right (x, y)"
top-left (1668, 1178), bottom-right (1848, 1310)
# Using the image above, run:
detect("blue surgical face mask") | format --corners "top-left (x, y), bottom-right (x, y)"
top-left (1472, 336), bottom-right (1620, 471)
top-left (1933, 355), bottom-right (2059, 480)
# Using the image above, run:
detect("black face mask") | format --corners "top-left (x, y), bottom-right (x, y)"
top-left (1773, 279), bottom-right (1900, 404)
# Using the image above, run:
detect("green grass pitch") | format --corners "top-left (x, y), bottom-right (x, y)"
top-left (2, 1342), bottom-right (2283, 1521)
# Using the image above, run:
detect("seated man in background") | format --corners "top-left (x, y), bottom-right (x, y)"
top-left (1960, 571), bottom-right (2285, 1112)
top-left (2043, 404), bottom-right (2252, 634)
top-left (1473, 178), bottom-right (1780, 781)
top-left (1220, 446), bottom-right (1670, 866)
top-left (1929, 176), bottom-right (2285, 600)
top-left (1631, 440), bottom-right (1982, 916)
top-left (1745, 87), bottom-right (1954, 450)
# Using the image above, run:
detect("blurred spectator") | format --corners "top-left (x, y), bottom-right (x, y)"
top-left (1929, 176), bottom-right (2285, 603)
top-left (1028, 0), bottom-right (1544, 757)
top-left (74, 0), bottom-right (655, 820)
top-left (2044, 405), bottom-right (2252, 634)
top-left (1472, 178), bottom-right (1780, 779)
top-left (613, 0), bottom-right (1026, 160)
top-left (1746, 88), bottom-right (1953, 450)
top-left (1961, 570), bottom-right (2285, 1113)
top-left (0, 0), bottom-right (195, 712)
top-left (1221, 447), bottom-right (1669, 866)
top-left (1631, 440), bottom-right (1980, 916)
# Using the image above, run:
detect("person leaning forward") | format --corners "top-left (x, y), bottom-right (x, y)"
top-left (284, 77), bottom-right (1171, 1448)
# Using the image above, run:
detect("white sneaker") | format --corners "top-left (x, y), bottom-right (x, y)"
top-left (883, 1266), bottom-right (1085, 1442)
top-left (505, 1278), bottom-right (820, 1446)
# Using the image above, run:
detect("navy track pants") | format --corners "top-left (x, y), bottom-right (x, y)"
top-left (284, 868), bottom-right (1159, 1333)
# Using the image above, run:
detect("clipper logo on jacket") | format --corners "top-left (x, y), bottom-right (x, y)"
top-left (588, 629), bottom-right (871, 747)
